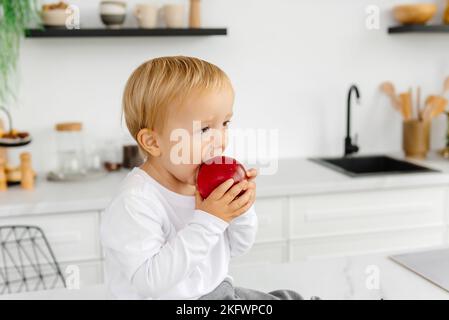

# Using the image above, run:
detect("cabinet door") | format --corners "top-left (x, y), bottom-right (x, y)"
top-left (254, 197), bottom-right (287, 243)
top-left (0, 211), bottom-right (101, 266)
top-left (0, 259), bottom-right (104, 293)
top-left (60, 260), bottom-right (104, 288)
top-left (230, 241), bottom-right (288, 266)
top-left (289, 187), bottom-right (447, 238)
top-left (290, 225), bottom-right (447, 260)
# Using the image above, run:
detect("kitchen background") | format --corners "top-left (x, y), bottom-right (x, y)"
top-left (6, 0), bottom-right (449, 173)
top-left (2, 0), bottom-right (449, 299)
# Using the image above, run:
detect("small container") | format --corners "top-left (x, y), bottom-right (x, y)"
top-left (123, 144), bottom-right (144, 169)
top-left (54, 122), bottom-right (86, 177)
top-left (403, 119), bottom-right (430, 159)
top-left (102, 140), bottom-right (123, 172)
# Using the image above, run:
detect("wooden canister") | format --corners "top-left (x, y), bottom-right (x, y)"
top-left (189, 0), bottom-right (201, 28)
top-left (403, 119), bottom-right (430, 158)
top-left (0, 119), bottom-right (7, 166)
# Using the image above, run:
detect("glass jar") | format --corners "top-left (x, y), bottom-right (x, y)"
top-left (55, 122), bottom-right (86, 177)
top-left (102, 139), bottom-right (123, 171)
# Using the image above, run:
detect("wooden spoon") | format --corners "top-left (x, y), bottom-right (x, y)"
top-left (399, 92), bottom-right (412, 120)
top-left (430, 96), bottom-right (448, 119)
top-left (422, 95), bottom-right (448, 122)
top-left (380, 82), bottom-right (402, 113)
top-left (443, 76), bottom-right (449, 95)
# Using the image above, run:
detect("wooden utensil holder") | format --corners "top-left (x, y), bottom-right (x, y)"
top-left (403, 119), bottom-right (430, 158)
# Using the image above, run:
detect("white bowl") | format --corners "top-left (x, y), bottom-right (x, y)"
top-left (42, 9), bottom-right (69, 27)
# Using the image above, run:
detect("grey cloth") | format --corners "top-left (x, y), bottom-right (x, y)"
top-left (198, 277), bottom-right (304, 300)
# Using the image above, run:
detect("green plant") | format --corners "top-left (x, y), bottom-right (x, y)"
top-left (0, 0), bottom-right (41, 106)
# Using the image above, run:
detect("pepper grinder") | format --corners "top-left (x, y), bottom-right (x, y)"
top-left (189, 0), bottom-right (201, 28)
top-left (20, 152), bottom-right (34, 190)
top-left (0, 158), bottom-right (7, 191)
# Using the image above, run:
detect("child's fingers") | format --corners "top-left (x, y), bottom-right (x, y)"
top-left (222, 180), bottom-right (248, 204)
top-left (208, 178), bottom-right (234, 200)
top-left (244, 181), bottom-right (256, 190)
top-left (229, 189), bottom-right (252, 212)
top-left (233, 194), bottom-right (254, 216)
top-left (194, 190), bottom-right (203, 204)
top-left (246, 168), bottom-right (258, 178)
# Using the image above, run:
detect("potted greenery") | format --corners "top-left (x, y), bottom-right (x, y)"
top-left (0, 0), bottom-right (41, 106)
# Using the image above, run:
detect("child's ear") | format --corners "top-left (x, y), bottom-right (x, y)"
top-left (137, 128), bottom-right (161, 157)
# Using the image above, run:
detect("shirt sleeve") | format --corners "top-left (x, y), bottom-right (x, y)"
top-left (100, 192), bottom-right (229, 299)
top-left (226, 204), bottom-right (258, 258)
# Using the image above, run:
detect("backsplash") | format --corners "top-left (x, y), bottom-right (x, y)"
top-left (7, 0), bottom-right (449, 173)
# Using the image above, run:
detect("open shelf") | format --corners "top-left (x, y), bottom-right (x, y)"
top-left (388, 25), bottom-right (449, 34)
top-left (25, 27), bottom-right (227, 38)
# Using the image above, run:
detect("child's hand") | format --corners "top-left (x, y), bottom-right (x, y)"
top-left (195, 173), bottom-right (256, 223)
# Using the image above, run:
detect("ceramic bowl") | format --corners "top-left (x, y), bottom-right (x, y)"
top-left (393, 4), bottom-right (437, 25)
top-left (100, 1), bottom-right (127, 28)
top-left (41, 9), bottom-right (69, 28)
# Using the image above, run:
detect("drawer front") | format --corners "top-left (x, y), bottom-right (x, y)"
top-left (290, 187), bottom-right (447, 237)
top-left (230, 241), bottom-right (288, 266)
top-left (0, 211), bottom-right (101, 266)
top-left (60, 260), bottom-right (104, 288)
top-left (0, 259), bottom-right (104, 294)
top-left (254, 197), bottom-right (286, 242)
top-left (290, 225), bottom-right (447, 260)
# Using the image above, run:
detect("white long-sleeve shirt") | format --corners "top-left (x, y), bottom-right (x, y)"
top-left (100, 167), bottom-right (258, 300)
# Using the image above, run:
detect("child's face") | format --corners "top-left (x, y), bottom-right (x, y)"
top-left (158, 85), bottom-right (235, 186)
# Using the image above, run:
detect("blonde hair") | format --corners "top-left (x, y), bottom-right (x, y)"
top-left (122, 56), bottom-right (232, 151)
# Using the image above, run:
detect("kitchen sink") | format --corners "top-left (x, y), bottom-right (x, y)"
top-left (310, 155), bottom-right (439, 177)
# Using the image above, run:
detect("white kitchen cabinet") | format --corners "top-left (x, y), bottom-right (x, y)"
top-left (254, 197), bottom-right (287, 242)
top-left (1, 177), bottom-right (449, 287)
top-left (230, 241), bottom-right (289, 266)
top-left (0, 210), bottom-right (104, 288)
top-left (289, 187), bottom-right (447, 237)
top-left (242, 186), bottom-right (449, 264)
top-left (60, 259), bottom-right (104, 288)
top-left (290, 225), bottom-right (447, 260)
top-left (0, 211), bottom-right (102, 264)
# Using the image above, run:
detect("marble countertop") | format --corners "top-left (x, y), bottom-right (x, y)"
top-left (1, 250), bottom-right (447, 300)
top-left (2, 152), bottom-right (449, 217)
top-left (229, 250), bottom-right (449, 300)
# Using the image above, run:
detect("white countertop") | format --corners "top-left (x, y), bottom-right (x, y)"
top-left (1, 152), bottom-right (449, 217)
top-left (1, 250), bottom-right (448, 300)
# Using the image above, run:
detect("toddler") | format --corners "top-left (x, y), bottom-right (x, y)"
top-left (100, 56), bottom-right (303, 300)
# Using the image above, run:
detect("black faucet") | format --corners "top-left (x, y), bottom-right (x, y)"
top-left (344, 85), bottom-right (361, 157)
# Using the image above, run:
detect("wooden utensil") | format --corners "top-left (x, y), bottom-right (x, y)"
top-left (399, 92), bottom-right (413, 120)
top-left (430, 96), bottom-right (448, 118)
top-left (422, 96), bottom-right (435, 121)
top-left (380, 82), bottom-right (402, 113)
top-left (422, 95), bottom-right (448, 122)
top-left (416, 86), bottom-right (421, 119)
top-left (442, 76), bottom-right (449, 95)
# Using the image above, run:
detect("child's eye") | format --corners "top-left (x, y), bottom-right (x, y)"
top-left (223, 120), bottom-right (231, 127)
top-left (201, 126), bottom-right (210, 134)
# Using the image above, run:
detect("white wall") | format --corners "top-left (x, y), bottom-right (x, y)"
top-left (6, 0), bottom-right (449, 173)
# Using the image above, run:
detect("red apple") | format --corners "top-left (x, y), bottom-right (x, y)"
top-left (196, 156), bottom-right (247, 199)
